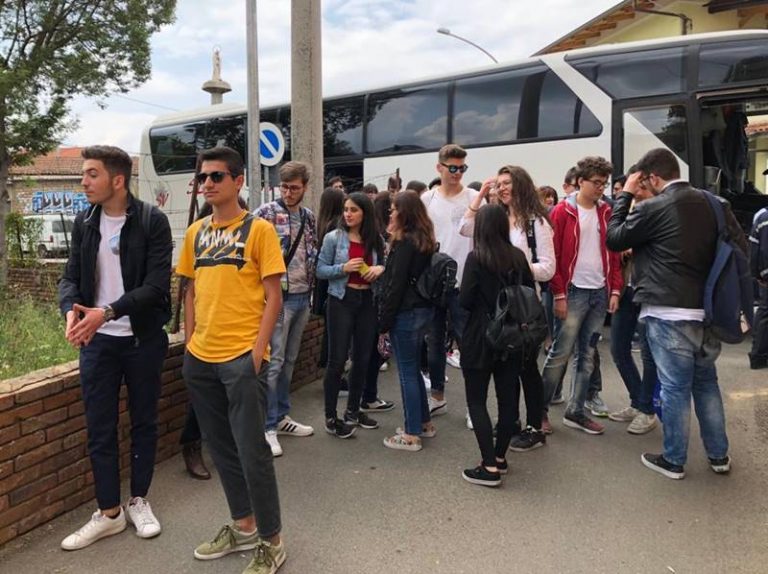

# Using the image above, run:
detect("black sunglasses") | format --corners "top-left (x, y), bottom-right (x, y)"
top-left (440, 163), bottom-right (468, 174)
top-left (196, 171), bottom-right (232, 184)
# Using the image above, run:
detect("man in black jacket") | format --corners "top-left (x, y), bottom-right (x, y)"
top-left (607, 148), bottom-right (745, 481)
top-left (58, 146), bottom-right (172, 549)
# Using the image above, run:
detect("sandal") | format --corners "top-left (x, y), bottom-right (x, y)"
top-left (383, 434), bottom-right (422, 452)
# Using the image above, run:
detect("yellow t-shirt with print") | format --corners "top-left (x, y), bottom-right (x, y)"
top-left (176, 211), bottom-right (286, 363)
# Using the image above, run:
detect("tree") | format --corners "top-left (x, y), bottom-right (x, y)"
top-left (0, 0), bottom-right (177, 288)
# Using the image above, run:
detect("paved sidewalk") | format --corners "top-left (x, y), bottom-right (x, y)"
top-left (1, 340), bottom-right (767, 573)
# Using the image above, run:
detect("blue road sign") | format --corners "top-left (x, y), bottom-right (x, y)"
top-left (259, 122), bottom-right (285, 167)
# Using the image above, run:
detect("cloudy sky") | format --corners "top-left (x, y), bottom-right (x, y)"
top-left (63, 0), bottom-right (618, 154)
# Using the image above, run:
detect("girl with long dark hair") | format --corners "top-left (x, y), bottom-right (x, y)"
top-left (461, 165), bottom-right (554, 450)
top-left (379, 191), bottom-right (436, 451)
top-left (316, 192), bottom-right (385, 438)
top-left (460, 204), bottom-right (534, 485)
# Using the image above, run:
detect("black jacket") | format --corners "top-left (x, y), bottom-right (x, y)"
top-left (459, 249), bottom-right (534, 369)
top-left (58, 194), bottom-right (173, 339)
top-left (378, 237), bottom-right (431, 333)
top-left (606, 182), bottom-right (746, 309)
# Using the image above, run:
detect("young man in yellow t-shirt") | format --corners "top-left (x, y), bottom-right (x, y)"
top-left (177, 146), bottom-right (287, 574)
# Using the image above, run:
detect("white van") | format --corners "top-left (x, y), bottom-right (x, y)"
top-left (23, 214), bottom-right (75, 258)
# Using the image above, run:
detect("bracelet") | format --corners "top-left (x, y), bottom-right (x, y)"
top-left (468, 206), bottom-right (479, 213)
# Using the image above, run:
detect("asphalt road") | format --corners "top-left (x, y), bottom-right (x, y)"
top-left (1, 338), bottom-right (766, 574)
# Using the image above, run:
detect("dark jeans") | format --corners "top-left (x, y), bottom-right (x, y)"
top-left (390, 307), bottom-right (433, 435)
top-left (363, 331), bottom-right (385, 404)
top-left (323, 288), bottom-right (377, 420)
top-left (183, 351), bottom-right (282, 538)
top-left (751, 284), bottom-right (768, 361)
top-left (79, 330), bottom-right (168, 510)
top-left (514, 351), bottom-right (544, 429)
top-left (609, 287), bottom-right (657, 415)
top-left (463, 358), bottom-right (521, 468)
top-left (427, 289), bottom-right (468, 395)
top-left (179, 403), bottom-right (201, 445)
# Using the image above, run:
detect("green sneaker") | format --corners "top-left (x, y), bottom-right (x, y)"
top-left (243, 539), bottom-right (286, 574)
top-left (193, 524), bottom-right (259, 560)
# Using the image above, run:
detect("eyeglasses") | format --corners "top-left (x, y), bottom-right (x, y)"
top-left (196, 171), bottom-right (232, 184)
top-left (586, 178), bottom-right (609, 189)
top-left (440, 163), bottom-right (469, 174)
top-left (280, 183), bottom-right (304, 193)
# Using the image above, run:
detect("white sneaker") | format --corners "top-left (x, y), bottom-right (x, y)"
top-left (428, 397), bottom-right (447, 416)
top-left (276, 416), bottom-right (314, 437)
top-left (627, 413), bottom-right (658, 435)
top-left (265, 430), bottom-right (283, 457)
top-left (446, 350), bottom-right (461, 369)
top-left (61, 508), bottom-right (127, 550)
top-left (379, 361), bottom-right (389, 372)
top-left (466, 411), bottom-right (474, 430)
top-left (126, 497), bottom-right (161, 539)
top-left (608, 406), bottom-right (638, 422)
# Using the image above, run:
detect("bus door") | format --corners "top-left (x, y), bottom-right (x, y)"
top-left (695, 89), bottom-right (768, 231)
top-left (611, 96), bottom-right (692, 182)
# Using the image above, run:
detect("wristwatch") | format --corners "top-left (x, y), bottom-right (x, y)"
top-left (102, 305), bottom-right (116, 322)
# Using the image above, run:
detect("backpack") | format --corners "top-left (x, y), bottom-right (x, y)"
top-left (484, 272), bottom-right (548, 358)
top-left (701, 191), bottom-right (754, 344)
top-left (413, 250), bottom-right (457, 307)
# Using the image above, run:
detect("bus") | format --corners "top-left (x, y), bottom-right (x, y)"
top-left (138, 30), bottom-right (768, 258)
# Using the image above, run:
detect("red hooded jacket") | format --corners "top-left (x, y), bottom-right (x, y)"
top-left (549, 193), bottom-right (623, 300)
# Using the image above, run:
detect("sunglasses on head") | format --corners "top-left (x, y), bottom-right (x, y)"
top-left (195, 171), bottom-right (232, 185)
top-left (440, 163), bottom-right (468, 174)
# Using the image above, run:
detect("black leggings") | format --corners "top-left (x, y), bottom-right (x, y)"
top-left (463, 359), bottom-right (521, 468)
top-left (323, 288), bottom-right (377, 419)
top-left (515, 351), bottom-right (544, 430)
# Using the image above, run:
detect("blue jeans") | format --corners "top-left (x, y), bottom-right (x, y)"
top-left (427, 289), bottom-right (468, 395)
top-left (609, 287), bottom-right (657, 415)
top-left (79, 330), bottom-right (168, 510)
top-left (391, 307), bottom-right (434, 436)
top-left (265, 292), bottom-right (311, 430)
top-left (645, 318), bottom-right (728, 466)
top-left (542, 286), bottom-right (607, 417)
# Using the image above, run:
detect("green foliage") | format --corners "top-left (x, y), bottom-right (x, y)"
top-left (0, 293), bottom-right (78, 381)
top-left (4, 212), bottom-right (42, 264)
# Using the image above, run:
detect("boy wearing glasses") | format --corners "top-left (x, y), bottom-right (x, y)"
top-left (254, 161), bottom-right (317, 457)
top-left (542, 156), bottom-right (623, 436)
top-left (179, 146), bottom-right (287, 573)
top-left (58, 145), bottom-right (172, 550)
top-left (421, 143), bottom-right (477, 416)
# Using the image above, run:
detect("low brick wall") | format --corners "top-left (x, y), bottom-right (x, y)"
top-left (6, 264), bottom-right (63, 302)
top-left (0, 317), bottom-right (325, 547)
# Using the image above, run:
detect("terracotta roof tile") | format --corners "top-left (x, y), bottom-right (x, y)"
top-left (10, 148), bottom-right (139, 177)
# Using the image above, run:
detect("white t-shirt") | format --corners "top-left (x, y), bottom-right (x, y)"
top-left (571, 204), bottom-right (605, 289)
top-left (95, 213), bottom-right (133, 336)
top-left (423, 186), bottom-right (478, 284)
top-left (639, 304), bottom-right (705, 322)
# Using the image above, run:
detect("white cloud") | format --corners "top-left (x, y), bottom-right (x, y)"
top-left (62, 0), bottom-right (618, 151)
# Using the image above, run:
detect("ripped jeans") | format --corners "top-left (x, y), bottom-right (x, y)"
top-left (644, 317), bottom-right (728, 466)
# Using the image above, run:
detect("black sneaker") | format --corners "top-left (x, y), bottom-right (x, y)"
top-left (709, 455), bottom-right (731, 474)
top-left (360, 398), bottom-right (395, 412)
top-left (462, 465), bottom-right (501, 487)
top-left (508, 427), bottom-right (546, 452)
top-left (495, 459), bottom-right (509, 475)
top-left (324, 417), bottom-right (356, 439)
top-left (343, 411), bottom-right (379, 429)
top-left (641, 453), bottom-right (685, 480)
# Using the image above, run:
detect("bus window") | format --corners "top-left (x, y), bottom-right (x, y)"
top-left (366, 83), bottom-right (448, 154)
top-left (453, 69), bottom-right (525, 145)
top-left (203, 115), bottom-right (247, 159)
top-left (622, 105), bottom-right (688, 174)
top-left (570, 47), bottom-right (685, 100)
top-left (149, 122), bottom-right (206, 174)
top-left (699, 40), bottom-right (768, 87)
top-left (324, 97), bottom-right (364, 158)
top-left (534, 69), bottom-right (602, 139)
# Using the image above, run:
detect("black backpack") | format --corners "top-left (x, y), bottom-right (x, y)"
top-left (485, 272), bottom-right (548, 358)
top-left (413, 250), bottom-right (457, 308)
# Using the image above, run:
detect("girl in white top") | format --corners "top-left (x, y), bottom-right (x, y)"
top-left (460, 165), bottom-right (555, 287)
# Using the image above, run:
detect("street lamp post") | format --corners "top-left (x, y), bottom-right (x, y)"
top-left (436, 27), bottom-right (498, 64)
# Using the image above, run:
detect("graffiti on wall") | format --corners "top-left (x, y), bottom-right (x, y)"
top-left (31, 191), bottom-right (89, 214)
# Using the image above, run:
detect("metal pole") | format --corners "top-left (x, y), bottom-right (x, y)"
top-left (436, 28), bottom-right (498, 64)
top-left (246, 1), bottom-right (261, 209)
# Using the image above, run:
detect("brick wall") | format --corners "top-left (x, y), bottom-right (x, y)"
top-left (0, 318), bottom-right (325, 547)
top-left (6, 264), bottom-right (63, 302)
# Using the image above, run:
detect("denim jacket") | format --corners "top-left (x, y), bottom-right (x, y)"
top-left (316, 228), bottom-right (380, 300)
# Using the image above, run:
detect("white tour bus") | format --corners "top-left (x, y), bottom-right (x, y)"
top-left (138, 30), bottom-right (768, 259)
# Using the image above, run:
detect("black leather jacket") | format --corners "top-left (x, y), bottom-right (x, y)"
top-left (58, 194), bottom-right (173, 339)
top-left (606, 182), bottom-right (746, 310)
